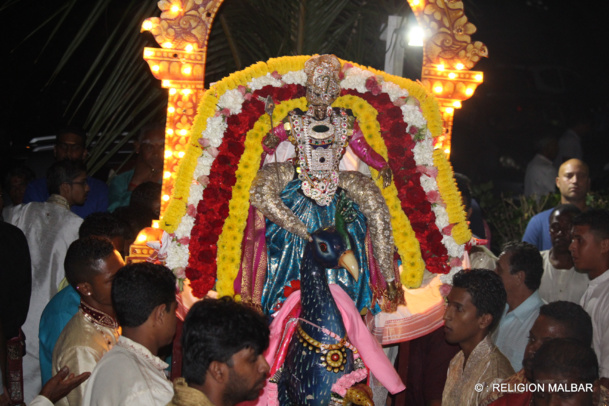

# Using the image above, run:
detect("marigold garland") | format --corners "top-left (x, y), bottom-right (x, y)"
top-left (334, 96), bottom-right (426, 288)
top-left (160, 55), bottom-right (470, 298)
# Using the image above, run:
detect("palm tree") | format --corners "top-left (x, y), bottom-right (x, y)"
top-left (5, 0), bottom-right (412, 175)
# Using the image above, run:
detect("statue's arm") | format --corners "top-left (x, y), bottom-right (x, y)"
top-left (249, 162), bottom-right (310, 241)
top-left (349, 122), bottom-right (392, 188)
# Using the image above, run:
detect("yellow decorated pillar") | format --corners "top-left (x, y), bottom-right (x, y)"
top-left (407, 0), bottom-right (488, 156)
top-left (141, 0), bottom-right (225, 217)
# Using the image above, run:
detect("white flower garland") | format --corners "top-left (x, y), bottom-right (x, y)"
top-left (164, 66), bottom-right (466, 281)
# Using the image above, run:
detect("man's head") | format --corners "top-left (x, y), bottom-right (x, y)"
top-left (135, 124), bottom-right (165, 174)
top-left (79, 213), bottom-right (131, 258)
top-left (130, 181), bottom-right (162, 219)
top-left (522, 301), bottom-right (593, 381)
top-left (532, 338), bottom-right (598, 406)
top-left (64, 236), bottom-right (125, 317)
top-left (569, 209), bottom-right (609, 279)
top-left (4, 166), bottom-right (35, 205)
top-left (54, 128), bottom-right (87, 162)
top-left (538, 136), bottom-right (558, 162)
top-left (549, 204), bottom-right (582, 252)
top-left (496, 242), bottom-right (543, 301)
top-left (46, 160), bottom-right (89, 206)
top-left (444, 269), bottom-right (507, 349)
top-left (111, 263), bottom-right (177, 349)
top-left (556, 159), bottom-right (590, 206)
top-left (182, 298), bottom-right (270, 405)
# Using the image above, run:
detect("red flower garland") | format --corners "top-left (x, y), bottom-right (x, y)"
top-left (186, 82), bottom-right (449, 297)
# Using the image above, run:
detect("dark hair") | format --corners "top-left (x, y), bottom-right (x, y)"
top-left (111, 262), bottom-right (176, 328)
top-left (79, 212), bottom-right (130, 240)
top-left (550, 204), bottom-right (581, 221)
top-left (56, 127), bottom-right (87, 146)
top-left (5, 166), bottom-right (35, 188)
top-left (46, 160), bottom-right (86, 195)
top-left (572, 209), bottom-right (609, 241)
top-left (130, 181), bottom-right (161, 216)
top-left (532, 338), bottom-right (598, 383)
top-left (64, 236), bottom-right (116, 288)
top-left (502, 241), bottom-right (543, 291)
top-left (539, 301), bottom-right (592, 347)
top-left (182, 297), bottom-right (270, 386)
top-left (451, 268), bottom-right (507, 331)
top-left (137, 122), bottom-right (166, 143)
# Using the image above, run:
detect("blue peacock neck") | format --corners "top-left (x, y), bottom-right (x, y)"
top-left (299, 243), bottom-right (347, 344)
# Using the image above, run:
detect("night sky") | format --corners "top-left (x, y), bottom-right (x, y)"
top-left (1, 0), bottom-right (608, 185)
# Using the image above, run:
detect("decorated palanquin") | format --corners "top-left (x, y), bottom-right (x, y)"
top-left (160, 53), bottom-right (471, 341)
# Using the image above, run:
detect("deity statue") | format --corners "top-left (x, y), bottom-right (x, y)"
top-left (246, 54), bottom-right (400, 315)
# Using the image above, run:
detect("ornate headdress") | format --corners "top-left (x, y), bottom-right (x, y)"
top-left (304, 55), bottom-right (342, 106)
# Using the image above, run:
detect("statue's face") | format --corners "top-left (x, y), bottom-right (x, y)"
top-left (306, 75), bottom-right (340, 109)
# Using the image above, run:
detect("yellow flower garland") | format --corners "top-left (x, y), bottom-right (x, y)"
top-left (215, 98), bottom-right (308, 296)
top-left (333, 95), bottom-right (425, 288)
top-left (160, 55), bottom-right (470, 295)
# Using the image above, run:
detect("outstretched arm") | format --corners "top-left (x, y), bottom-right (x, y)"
top-left (349, 123), bottom-right (392, 188)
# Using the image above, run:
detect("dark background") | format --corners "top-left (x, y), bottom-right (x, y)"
top-left (1, 0), bottom-right (608, 191)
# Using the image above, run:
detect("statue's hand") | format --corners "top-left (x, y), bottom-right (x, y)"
top-left (377, 165), bottom-right (392, 189)
top-left (386, 280), bottom-right (398, 302)
top-left (262, 132), bottom-right (280, 150)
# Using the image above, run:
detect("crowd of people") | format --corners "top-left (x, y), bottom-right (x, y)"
top-left (1, 123), bottom-right (609, 406)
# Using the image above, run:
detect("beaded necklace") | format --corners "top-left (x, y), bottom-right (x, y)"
top-left (290, 107), bottom-right (351, 206)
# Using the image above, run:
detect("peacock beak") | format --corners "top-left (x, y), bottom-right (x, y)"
top-left (339, 250), bottom-right (359, 281)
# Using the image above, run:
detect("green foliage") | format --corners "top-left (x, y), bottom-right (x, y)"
top-left (473, 183), bottom-right (609, 253)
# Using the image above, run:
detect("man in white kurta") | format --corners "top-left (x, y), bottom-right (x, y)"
top-left (6, 161), bottom-right (89, 403)
top-left (7, 194), bottom-right (83, 403)
top-left (81, 335), bottom-right (173, 406)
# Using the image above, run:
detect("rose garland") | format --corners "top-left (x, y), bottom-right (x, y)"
top-left (161, 56), bottom-right (470, 298)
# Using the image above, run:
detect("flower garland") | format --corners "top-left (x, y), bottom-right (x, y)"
top-left (161, 55), bottom-right (470, 298)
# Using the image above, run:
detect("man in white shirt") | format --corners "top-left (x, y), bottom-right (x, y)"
top-left (82, 262), bottom-right (177, 406)
top-left (493, 242), bottom-right (544, 372)
top-left (539, 204), bottom-right (588, 303)
top-left (6, 160), bottom-right (88, 403)
top-left (570, 209), bottom-right (609, 387)
top-left (524, 137), bottom-right (557, 198)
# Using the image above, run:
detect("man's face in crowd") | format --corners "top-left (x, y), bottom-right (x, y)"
top-left (8, 175), bottom-right (29, 205)
top-left (224, 347), bottom-right (269, 404)
top-left (137, 129), bottom-right (165, 172)
top-left (66, 172), bottom-right (90, 206)
top-left (569, 225), bottom-right (608, 279)
top-left (522, 315), bottom-right (569, 381)
top-left (443, 287), bottom-right (487, 347)
top-left (550, 211), bottom-right (576, 251)
top-left (85, 250), bottom-right (125, 312)
top-left (556, 160), bottom-right (589, 202)
top-left (495, 252), bottom-right (519, 298)
top-left (55, 132), bottom-right (87, 162)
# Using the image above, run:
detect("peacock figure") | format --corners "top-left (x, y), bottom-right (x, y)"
top-left (277, 193), bottom-right (372, 406)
